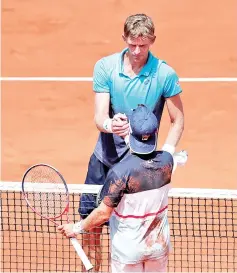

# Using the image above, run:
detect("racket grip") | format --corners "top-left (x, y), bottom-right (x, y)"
top-left (70, 237), bottom-right (93, 271)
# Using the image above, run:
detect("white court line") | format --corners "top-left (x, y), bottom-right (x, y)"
top-left (0, 77), bottom-right (93, 82)
top-left (0, 77), bottom-right (237, 82)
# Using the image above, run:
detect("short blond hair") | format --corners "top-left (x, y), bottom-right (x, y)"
top-left (124, 14), bottom-right (155, 39)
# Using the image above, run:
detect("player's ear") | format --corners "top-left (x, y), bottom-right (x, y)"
top-left (150, 36), bottom-right (156, 44)
top-left (122, 34), bottom-right (126, 42)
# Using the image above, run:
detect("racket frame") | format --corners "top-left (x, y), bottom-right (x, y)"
top-left (21, 163), bottom-right (93, 271)
top-left (22, 163), bottom-right (70, 225)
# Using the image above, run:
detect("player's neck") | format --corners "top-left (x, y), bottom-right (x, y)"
top-left (123, 52), bottom-right (148, 77)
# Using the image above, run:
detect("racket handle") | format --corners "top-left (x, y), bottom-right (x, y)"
top-left (70, 237), bottom-right (93, 271)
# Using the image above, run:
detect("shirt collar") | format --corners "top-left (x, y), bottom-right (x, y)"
top-left (119, 48), bottom-right (154, 77)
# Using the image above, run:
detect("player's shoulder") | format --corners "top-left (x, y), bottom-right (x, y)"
top-left (159, 61), bottom-right (177, 76)
top-left (149, 52), bottom-right (178, 77)
top-left (95, 51), bottom-right (121, 68)
top-left (154, 59), bottom-right (180, 88)
top-left (153, 150), bottom-right (174, 165)
top-left (110, 154), bottom-right (136, 177)
top-left (156, 150), bottom-right (173, 159)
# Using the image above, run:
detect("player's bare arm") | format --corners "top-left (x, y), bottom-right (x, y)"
top-left (58, 202), bottom-right (113, 238)
top-left (94, 93), bottom-right (129, 136)
top-left (163, 94), bottom-right (184, 149)
top-left (94, 92), bottom-right (110, 132)
top-left (81, 202), bottom-right (114, 231)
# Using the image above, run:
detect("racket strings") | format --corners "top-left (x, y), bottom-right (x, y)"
top-left (28, 192), bottom-right (66, 218)
top-left (23, 165), bottom-right (68, 218)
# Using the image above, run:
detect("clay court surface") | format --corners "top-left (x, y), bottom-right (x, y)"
top-left (2, 0), bottom-right (237, 188)
top-left (1, 1), bottom-right (237, 273)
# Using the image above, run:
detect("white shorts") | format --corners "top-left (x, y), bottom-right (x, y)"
top-left (111, 255), bottom-right (168, 273)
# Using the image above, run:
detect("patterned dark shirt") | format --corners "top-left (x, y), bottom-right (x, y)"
top-left (99, 150), bottom-right (173, 263)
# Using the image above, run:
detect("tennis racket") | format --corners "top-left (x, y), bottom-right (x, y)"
top-left (21, 163), bottom-right (93, 271)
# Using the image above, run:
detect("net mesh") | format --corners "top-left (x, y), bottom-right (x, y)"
top-left (1, 182), bottom-right (237, 272)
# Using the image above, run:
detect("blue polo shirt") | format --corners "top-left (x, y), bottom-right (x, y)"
top-left (93, 48), bottom-right (182, 167)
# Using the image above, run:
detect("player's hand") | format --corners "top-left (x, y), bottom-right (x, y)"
top-left (58, 223), bottom-right (76, 238)
top-left (112, 113), bottom-right (129, 137)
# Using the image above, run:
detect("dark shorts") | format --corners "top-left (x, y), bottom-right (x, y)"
top-left (78, 153), bottom-right (110, 220)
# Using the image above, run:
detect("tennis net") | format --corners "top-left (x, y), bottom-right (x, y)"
top-left (1, 181), bottom-right (237, 272)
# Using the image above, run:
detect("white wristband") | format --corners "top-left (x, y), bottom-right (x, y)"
top-left (103, 118), bottom-right (113, 133)
top-left (72, 220), bottom-right (85, 235)
top-left (162, 144), bottom-right (175, 156)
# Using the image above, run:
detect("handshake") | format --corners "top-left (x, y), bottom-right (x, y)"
top-left (103, 112), bottom-right (188, 172)
top-left (103, 113), bottom-right (130, 137)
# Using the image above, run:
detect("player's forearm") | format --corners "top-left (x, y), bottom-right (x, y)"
top-left (94, 114), bottom-right (113, 133)
top-left (94, 92), bottom-right (113, 133)
top-left (163, 116), bottom-right (184, 152)
top-left (81, 207), bottom-right (110, 231)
